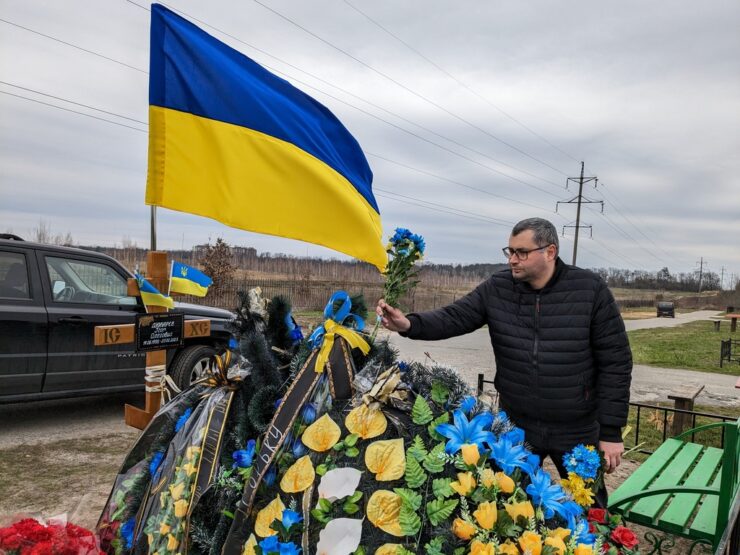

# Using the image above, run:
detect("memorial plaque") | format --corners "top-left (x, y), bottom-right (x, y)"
top-left (135, 313), bottom-right (184, 352)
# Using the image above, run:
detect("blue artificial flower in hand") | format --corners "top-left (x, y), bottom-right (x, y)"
top-left (149, 450), bottom-right (165, 478)
top-left (436, 409), bottom-right (495, 455)
top-left (525, 469), bottom-right (567, 519)
top-left (487, 434), bottom-right (530, 475)
top-left (259, 535), bottom-right (280, 554)
top-left (232, 439), bottom-right (257, 469)
top-left (121, 517), bottom-right (136, 549)
top-left (564, 444), bottom-right (601, 480)
top-left (279, 542), bottom-right (301, 555)
top-left (459, 396), bottom-right (476, 414)
top-left (175, 407), bottom-right (192, 432)
top-left (281, 509), bottom-right (303, 529)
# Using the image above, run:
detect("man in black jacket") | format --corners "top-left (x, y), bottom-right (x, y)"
top-left (377, 218), bottom-right (632, 505)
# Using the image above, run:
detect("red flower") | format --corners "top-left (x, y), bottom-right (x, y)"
top-left (588, 507), bottom-right (607, 523)
top-left (611, 525), bottom-right (639, 548)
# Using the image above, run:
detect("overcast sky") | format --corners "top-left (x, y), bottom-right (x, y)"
top-left (1, 0), bottom-right (739, 283)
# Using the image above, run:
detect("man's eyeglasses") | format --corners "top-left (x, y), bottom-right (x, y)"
top-left (502, 245), bottom-right (551, 260)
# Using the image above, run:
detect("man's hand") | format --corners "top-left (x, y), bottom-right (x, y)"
top-left (599, 440), bottom-right (624, 473)
top-left (376, 299), bottom-right (411, 333)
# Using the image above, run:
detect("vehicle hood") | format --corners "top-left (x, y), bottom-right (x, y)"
top-left (173, 302), bottom-right (235, 321)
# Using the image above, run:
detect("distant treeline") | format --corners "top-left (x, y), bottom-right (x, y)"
top-left (591, 266), bottom-right (731, 292)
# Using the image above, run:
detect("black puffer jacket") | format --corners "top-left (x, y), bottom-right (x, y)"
top-left (402, 258), bottom-right (632, 442)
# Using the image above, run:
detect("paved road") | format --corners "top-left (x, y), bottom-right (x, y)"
top-left (383, 310), bottom-right (740, 408)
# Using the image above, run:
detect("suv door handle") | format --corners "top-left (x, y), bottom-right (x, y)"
top-left (59, 317), bottom-right (89, 324)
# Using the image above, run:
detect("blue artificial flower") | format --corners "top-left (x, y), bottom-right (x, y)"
top-left (228, 336), bottom-right (239, 350)
top-left (259, 535), bottom-right (280, 554)
top-left (232, 439), bottom-right (257, 469)
top-left (121, 517), bottom-right (136, 549)
top-left (281, 509), bottom-right (303, 529)
top-left (487, 435), bottom-right (530, 475)
top-left (503, 427), bottom-right (525, 445)
top-left (410, 233), bottom-right (425, 254)
top-left (174, 408), bottom-right (192, 433)
top-left (525, 469), bottom-right (567, 519)
top-left (292, 439), bottom-right (307, 458)
top-left (149, 450), bottom-right (165, 478)
top-left (436, 409), bottom-right (495, 455)
top-left (519, 452), bottom-right (542, 476)
top-left (572, 516), bottom-right (596, 546)
top-left (563, 444), bottom-right (601, 480)
top-left (562, 499), bottom-right (586, 533)
top-left (289, 327), bottom-right (304, 343)
top-left (264, 464), bottom-right (277, 486)
top-left (397, 361), bottom-right (409, 372)
top-left (274, 397), bottom-right (283, 410)
top-left (459, 396), bottom-right (476, 414)
top-left (493, 410), bottom-right (509, 426)
top-left (279, 542), bottom-right (301, 555)
top-left (390, 228), bottom-right (412, 244)
top-left (301, 403), bottom-right (317, 424)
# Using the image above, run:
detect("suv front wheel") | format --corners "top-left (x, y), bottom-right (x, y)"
top-left (169, 344), bottom-right (217, 390)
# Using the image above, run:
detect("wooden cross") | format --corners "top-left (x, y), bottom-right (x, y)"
top-left (93, 251), bottom-right (211, 430)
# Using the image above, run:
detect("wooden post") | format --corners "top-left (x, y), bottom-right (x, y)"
top-left (668, 385), bottom-right (704, 437)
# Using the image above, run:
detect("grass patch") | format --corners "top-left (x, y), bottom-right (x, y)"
top-left (627, 320), bottom-right (740, 374)
top-left (623, 403), bottom-right (740, 462)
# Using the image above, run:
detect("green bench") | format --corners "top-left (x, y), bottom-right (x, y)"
top-left (608, 418), bottom-right (740, 554)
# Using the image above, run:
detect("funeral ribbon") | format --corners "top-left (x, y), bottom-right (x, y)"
top-left (221, 292), bottom-right (366, 555)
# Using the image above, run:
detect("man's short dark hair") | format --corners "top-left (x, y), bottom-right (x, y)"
top-left (511, 218), bottom-right (559, 252)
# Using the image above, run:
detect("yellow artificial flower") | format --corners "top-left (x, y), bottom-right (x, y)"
top-left (169, 482), bottom-right (185, 501)
top-left (365, 438), bottom-right (406, 481)
top-left (461, 443), bottom-right (481, 466)
top-left (345, 405), bottom-right (388, 439)
top-left (366, 490), bottom-right (403, 536)
top-left (242, 534), bottom-right (258, 555)
top-left (470, 540), bottom-right (496, 555)
top-left (547, 528), bottom-right (571, 541)
top-left (574, 545), bottom-right (594, 555)
top-left (186, 446), bottom-right (201, 459)
top-left (479, 468), bottom-right (496, 488)
top-left (302, 414), bottom-right (341, 452)
top-left (375, 545), bottom-right (402, 555)
top-left (174, 499), bottom-right (189, 518)
top-left (159, 522), bottom-right (171, 535)
top-left (451, 518), bottom-right (476, 540)
top-left (544, 536), bottom-right (566, 555)
top-left (181, 462), bottom-right (198, 477)
top-left (497, 541), bottom-right (520, 555)
top-left (254, 496), bottom-right (286, 537)
top-left (494, 472), bottom-right (515, 494)
top-left (450, 472), bottom-right (477, 496)
top-left (167, 534), bottom-right (179, 551)
top-left (518, 531), bottom-right (542, 555)
top-left (473, 501), bottom-right (497, 530)
top-left (147, 534), bottom-right (154, 547)
top-left (280, 455), bottom-right (315, 493)
top-left (504, 500), bottom-right (534, 523)
top-left (573, 487), bottom-right (595, 507)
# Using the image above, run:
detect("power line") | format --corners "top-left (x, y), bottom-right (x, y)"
top-left (0, 17), bottom-right (147, 74)
top-left (342, 0), bottom-right (581, 166)
top-left (249, 0), bottom-right (571, 178)
top-left (0, 90), bottom-right (147, 133)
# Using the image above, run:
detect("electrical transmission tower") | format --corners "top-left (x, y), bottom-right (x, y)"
top-left (556, 162), bottom-right (602, 265)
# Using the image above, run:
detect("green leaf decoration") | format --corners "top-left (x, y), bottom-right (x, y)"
top-left (411, 395), bottom-right (434, 425)
top-left (453, 548), bottom-right (466, 555)
top-left (343, 502), bottom-right (360, 515)
top-left (393, 488), bottom-right (423, 510)
top-left (344, 433), bottom-right (359, 447)
top-left (424, 537), bottom-right (445, 555)
top-left (316, 464), bottom-right (328, 476)
top-left (425, 498), bottom-right (458, 526)
top-left (347, 491), bottom-right (363, 503)
top-left (396, 547), bottom-right (417, 555)
top-left (399, 503), bottom-right (422, 536)
top-left (427, 413), bottom-right (449, 441)
top-left (432, 478), bottom-right (454, 499)
top-left (318, 498), bottom-right (333, 512)
top-left (407, 435), bottom-right (428, 462)
top-left (353, 548), bottom-right (366, 555)
top-left (405, 454), bottom-right (427, 489)
top-left (430, 381), bottom-right (449, 404)
top-left (345, 447), bottom-right (360, 458)
top-left (494, 509), bottom-right (519, 538)
top-left (423, 443), bottom-right (446, 474)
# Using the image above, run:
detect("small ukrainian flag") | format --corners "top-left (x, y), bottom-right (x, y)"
top-left (169, 261), bottom-right (212, 297)
top-left (135, 273), bottom-right (175, 309)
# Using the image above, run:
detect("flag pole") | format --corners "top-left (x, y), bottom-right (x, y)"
top-left (150, 206), bottom-right (157, 251)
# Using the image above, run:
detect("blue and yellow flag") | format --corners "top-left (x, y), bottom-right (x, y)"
top-left (135, 273), bottom-right (175, 309)
top-left (145, 4), bottom-right (386, 271)
top-left (170, 261), bottom-right (212, 297)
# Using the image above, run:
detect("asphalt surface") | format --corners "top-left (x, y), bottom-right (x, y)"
top-left (384, 310), bottom-right (740, 408)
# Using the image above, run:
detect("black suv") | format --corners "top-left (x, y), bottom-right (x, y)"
top-left (656, 301), bottom-right (676, 318)
top-left (0, 235), bottom-right (235, 403)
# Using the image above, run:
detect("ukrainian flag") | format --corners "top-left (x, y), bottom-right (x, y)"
top-left (145, 4), bottom-right (387, 271)
top-left (170, 261), bottom-right (212, 297)
top-left (135, 273), bottom-right (175, 309)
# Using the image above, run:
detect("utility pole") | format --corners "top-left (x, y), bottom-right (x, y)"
top-left (720, 266), bottom-right (726, 290)
top-left (556, 162), bottom-right (601, 265)
top-left (697, 258), bottom-right (705, 293)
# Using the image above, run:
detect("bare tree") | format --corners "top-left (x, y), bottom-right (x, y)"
top-left (200, 238), bottom-right (235, 291)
